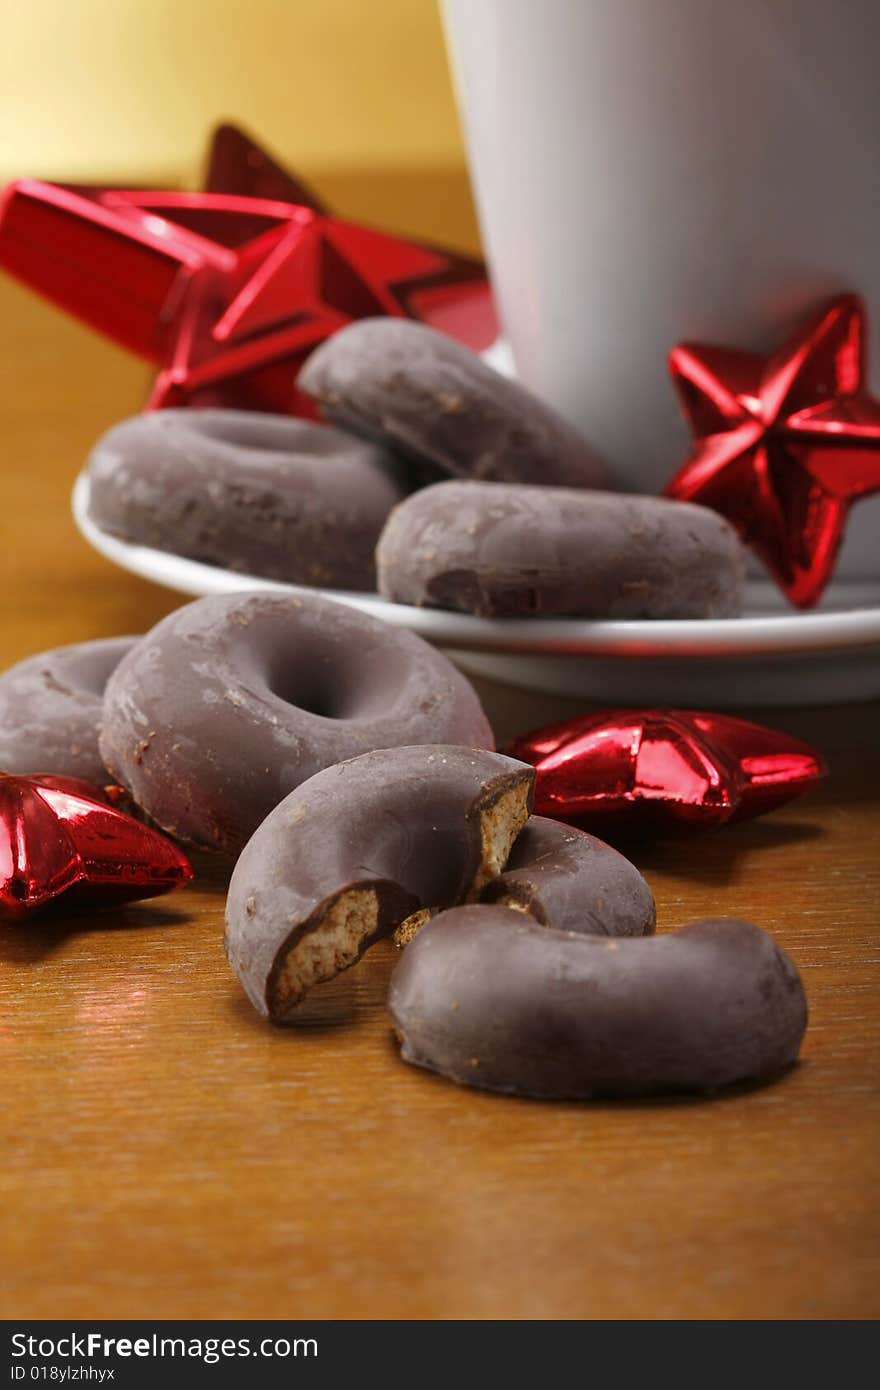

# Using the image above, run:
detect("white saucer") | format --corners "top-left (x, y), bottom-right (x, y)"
top-left (72, 472), bottom-right (880, 706)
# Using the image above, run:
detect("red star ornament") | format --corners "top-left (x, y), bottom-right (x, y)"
top-left (202, 122), bottom-right (328, 212)
top-left (0, 772), bottom-right (192, 919)
top-left (507, 709), bottom-right (827, 833)
top-left (0, 125), bottom-right (496, 416)
top-left (665, 295), bottom-right (880, 608)
top-left (56, 123), bottom-right (327, 211)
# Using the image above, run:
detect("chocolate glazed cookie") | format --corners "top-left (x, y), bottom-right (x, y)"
top-left (299, 318), bottom-right (608, 489)
top-left (480, 816), bottom-right (656, 938)
top-left (226, 747), bottom-right (535, 1019)
top-left (0, 637), bottom-right (136, 783)
top-left (86, 409), bottom-right (411, 591)
top-left (99, 592), bottom-right (494, 854)
top-left (377, 480), bottom-right (745, 619)
top-left (389, 912), bottom-right (807, 1099)
top-left (394, 815), bottom-right (656, 946)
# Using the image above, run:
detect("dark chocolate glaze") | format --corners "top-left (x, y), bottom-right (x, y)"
top-left (298, 318), bottom-right (607, 489)
top-left (377, 479), bottom-right (745, 619)
top-left (86, 409), bottom-right (412, 591)
top-left (99, 592), bottom-right (494, 854)
top-left (226, 746), bottom-right (535, 1018)
top-left (0, 637), bottom-right (136, 783)
top-left (481, 816), bottom-right (655, 936)
top-left (390, 911), bottom-right (807, 1099)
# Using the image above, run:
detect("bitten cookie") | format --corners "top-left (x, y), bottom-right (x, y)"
top-left (480, 816), bottom-right (656, 937)
top-left (99, 592), bottom-right (494, 854)
top-left (376, 479), bottom-right (745, 618)
top-left (86, 408), bottom-right (411, 591)
top-left (225, 746), bottom-right (534, 1018)
top-left (299, 318), bottom-right (607, 488)
top-left (394, 813), bottom-right (655, 947)
top-left (0, 637), bottom-right (136, 783)
top-left (390, 912), bottom-right (807, 1099)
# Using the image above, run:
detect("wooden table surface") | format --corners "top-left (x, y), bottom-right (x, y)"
top-left (1, 173), bottom-right (878, 1321)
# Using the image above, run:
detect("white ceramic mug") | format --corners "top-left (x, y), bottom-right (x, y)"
top-left (442, 0), bottom-right (880, 581)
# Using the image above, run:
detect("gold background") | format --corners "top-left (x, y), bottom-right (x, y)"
top-left (1, 0), bottom-right (480, 249)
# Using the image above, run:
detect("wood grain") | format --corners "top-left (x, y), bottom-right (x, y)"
top-left (0, 173), bottom-right (878, 1320)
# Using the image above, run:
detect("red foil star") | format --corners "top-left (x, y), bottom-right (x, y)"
top-left (507, 709), bottom-right (827, 833)
top-left (0, 772), bottom-right (192, 919)
top-left (0, 124), bottom-right (496, 416)
top-left (665, 295), bottom-right (880, 608)
top-left (203, 122), bottom-right (327, 212)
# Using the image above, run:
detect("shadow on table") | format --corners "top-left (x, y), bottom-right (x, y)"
top-left (0, 900), bottom-right (193, 964)
top-left (381, 1028), bottom-right (807, 1112)
top-left (627, 816), bottom-right (825, 884)
top-left (224, 940), bottom-right (398, 1037)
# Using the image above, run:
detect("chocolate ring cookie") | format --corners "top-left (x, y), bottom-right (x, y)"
top-left (376, 479), bottom-right (745, 618)
top-left (480, 816), bottom-right (655, 937)
top-left (226, 746), bottom-right (534, 1019)
top-left (0, 637), bottom-right (136, 783)
top-left (99, 593), bottom-right (494, 854)
top-left (394, 814), bottom-right (655, 946)
top-left (299, 318), bottom-right (607, 489)
top-left (86, 408), bottom-right (411, 591)
top-left (390, 912), bottom-right (807, 1099)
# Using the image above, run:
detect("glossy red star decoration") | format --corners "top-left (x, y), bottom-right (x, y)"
top-left (203, 121), bottom-right (328, 212)
top-left (507, 709), bottom-right (827, 833)
top-left (0, 772), bottom-right (192, 919)
top-left (665, 295), bottom-right (880, 608)
top-left (0, 124), bottom-right (496, 416)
